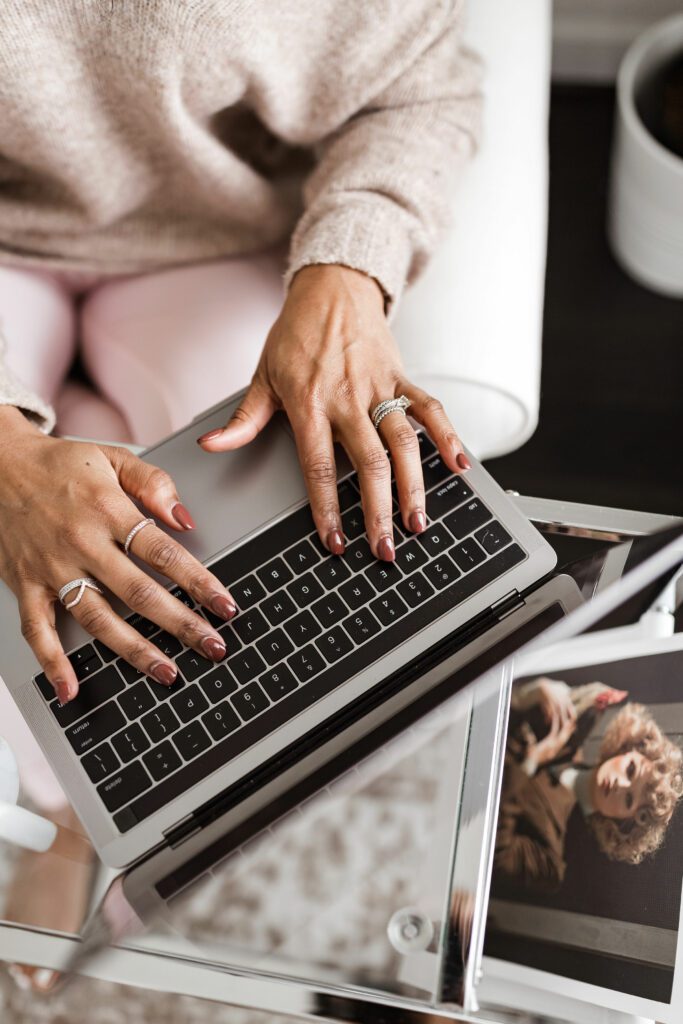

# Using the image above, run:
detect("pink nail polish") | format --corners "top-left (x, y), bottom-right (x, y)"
top-left (409, 510), bottom-right (427, 533)
top-left (171, 502), bottom-right (196, 530)
top-left (326, 529), bottom-right (345, 555)
top-left (377, 535), bottom-right (395, 562)
top-left (197, 428), bottom-right (224, 444)
top-left (150, 662), bottom-right (177, 686)
top-left (456, 452), bottom-right (471, 471)
top-left (202, 637), bottom-right (226, 661)
top-left (211, 594), bottom-right (237, 620)
top-left (55, 680), bottom-right (75, 704)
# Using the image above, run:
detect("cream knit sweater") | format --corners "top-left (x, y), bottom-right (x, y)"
top-left (0, 0), bottom-right (481, 432)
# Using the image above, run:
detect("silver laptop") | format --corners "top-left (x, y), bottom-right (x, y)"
top-left (0, 390), bottom-right (558, 868)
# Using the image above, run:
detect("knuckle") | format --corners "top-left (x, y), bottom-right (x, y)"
top-left (145, 466), bottom-right (173, 494)
top-left (423, 395), bottom-right (445, 417)
top-left (126, 639), bottom-right (150, 667)
top-left (124, 576), bottom-right (160, 611)
top-left (20, 614), bottom-right (44, 646)
top-left (360, 447), bottom-right (390, 480)
top-left (391, 424), bottom-right (418, 453)
top-left (186, 571), bottom-right (213, 601)
top-left (302, 453), bottom-right (336, 486)
top-left (91, 490), bottom-right (122, 522)
top-left (146, 536), bottom-right (184, 574)
top-left (334, 377), bottom-right (358, 406)
top-left (76, 602), bottom-right (110, 637)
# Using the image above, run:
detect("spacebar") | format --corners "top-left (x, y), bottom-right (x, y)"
top-left (116, 543), bottom-right (525, 832)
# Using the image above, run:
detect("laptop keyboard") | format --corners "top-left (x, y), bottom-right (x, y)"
top-left (33, 434), bottom-right (526, 834)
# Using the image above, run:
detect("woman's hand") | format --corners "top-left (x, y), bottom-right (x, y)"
top-left (0, 410), bottom-right (236, 704)
top-left (197, 264), bottom-right (470, 561)
top-left (522, 710), bottom-right (578, 774)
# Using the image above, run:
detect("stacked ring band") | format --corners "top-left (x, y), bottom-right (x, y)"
top-left (58, 577), bottom-right (104, 611)
top-left (371, 395), bottom-right (412, 431)
top-left (124, 517), bottom-right (155, 556)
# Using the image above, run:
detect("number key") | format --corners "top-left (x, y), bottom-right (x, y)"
top-left (343, 608), bottom-right (381, 645)
top-left (397, 572), bottom-right (435, 608)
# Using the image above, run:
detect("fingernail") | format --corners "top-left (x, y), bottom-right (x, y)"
top-left (211, 594), bottom-right (237, 620)
top-left (150, 662), bottom-right (177, 686)
top-left (197, 428), bottom-right (224, 444)
top-left (202, 636), bottom-right (226, 661)
top-left (456, 452), bottom-right (471, 471)
top-left (377, 535), bottom-right (395, 562)
top-left (326, 529), bottom-right (345, 555)
top-left (55, 679), bottom-right (76, 704)
top-left (171, 502), bottom-right (196, 530)
top-left (409, 510), bottom-right (427, 533)
top-left (33, 968), bottom-right (59, 992)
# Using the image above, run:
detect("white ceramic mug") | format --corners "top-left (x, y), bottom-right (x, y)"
top-left (0, 737), bottom-right (58, 852)
top-left (608, 13), bottom-right (683, 298)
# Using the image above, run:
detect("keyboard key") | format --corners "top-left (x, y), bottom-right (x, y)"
top-left (150, 631), bottom-right (182, 659)
top-left (257, 557), bottom-right (293, 593)
top-left (475, 520), bottom-right (512, 555)
top-left (421, 453), bottom-right (452, 491)
top-left (68, 644), bottom-right (102, 681)
top-left (311, 592), bottom-right (349, 629)
top-left (201, 607), bottom-right (224, 629)
top-left (365, 560), bottom-right (403, 593)
top-left (171, 683), bottom-right (209, 723)
top-left (395, 539), bottom-right (429, 575)
top-left (141, 704), bottom-right (180, 743)
top-left (176, 649), bottom-right (214, 682)
top-left (424, 555), bottom-right (461, 590)
top-left (338, 576), bottom-right (375, 611)
top-left (283, 609), bottom-right (322, 646)
top-left (227, 648), bottom-right (267, 685)
top-left (337, 478), bottom-right (360, 512)
top-left (392, 514), bottom-right (406, 544)
top-left (288, 644), bottom-right (326, 682)
top-left (52, 665), bottom-right (126, 728)
top-left (260, 664), bottom-right (298, 702)
top-left (230, 574), bottom-right (266, 610)
top-left (93, 641), bottom-right (116, 664)
top-left (143, 741), bottom-right (183, 782)
top-left (202, 702), bottom-right (241, 741)
top-left (397, 572), bottom-right (435, 608)
top-left (283, 538), bottom-right (321, 575)
top-left (117, 659), bottom-right (142, 685)
top-left (112, 723), bottom-right (151, 763)
top-left (315, 627), bottom-right (354, 664)
top-left (97, 761), bottom-right (152, 812)
top-left (261, 590), bottom-right (297, 626)
top-left (341, 507), bottom-right (365, 541)
top-left (287, 572), bottom-right (324, 608)
top-left (451, 538), bottom-right (487, 572)
top-left (343, 608), bottom-right (381, 645)
top-left (173, 721), bottom-right (212, 761)
top-left (66, 701), bottom-right (127, 755)
top-left (370, 590), bottom-right (409, 626)
top-left (34, 672), bottom-right (56, 701)
top-left (119, 682), bottom-right (155, 720)
top-left (126, 614), bottom-right (159, 639)
top-left (146, 674), bottom-right (186, 701)
top-left (212, 504), bottom-right (316, 588)
top-left (231, 682), bottom-right (270, 721)
top-left (81, 743), bottom-right (120, 783)
top-left (426, 477), bottom-right (472, 520)
top-left (417, 523), bottom-right (453, 557)
top-left (416, 431), bottom-right (436, 459)
top-left (444, 499), bottom-right (492, 540)
top-left (256, 627), bottom-right (295, 666)
top-left (216, 622), bottom-right (243, 656)
top-left (345, 538), bottom-right (374, 573)
top-left (170, 586), bottom-right (195, 609)
top-left (232, 608), bottom-right (269, 645)
top-left (314, 557), bottom-right (351, 590)
top-left (199, 666), bottom-right (239, 704)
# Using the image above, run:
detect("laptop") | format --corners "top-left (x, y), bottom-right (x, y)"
top-left (0, 389), bottom-right (559, 869)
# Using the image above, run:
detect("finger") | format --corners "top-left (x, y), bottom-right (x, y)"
top-left (105, 446), bottom-right (196, 533)
top-left (398, 380), bottom-right (470, 475)
top-left (288, 409), bottom-right (345, 555)
top-left (377, 410), bottom-right (426, 534)
top-left (196, 377), bottom-right (277, 451)
top-left (340, 416), bottom-right (394, 561)
top-left (19, 587), bottom-right (78, 704)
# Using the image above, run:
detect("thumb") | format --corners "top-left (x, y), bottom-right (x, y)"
top-left (196, 378), bottom-right (277, 451)
top-left (104, 446), bottom-right (195, 532)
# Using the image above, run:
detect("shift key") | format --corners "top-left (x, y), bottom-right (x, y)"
top-left (66, 701), bottom-right (127, 755)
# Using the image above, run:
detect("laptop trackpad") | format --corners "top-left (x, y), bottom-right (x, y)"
top-left (142, 401), bottom-right (308, 567)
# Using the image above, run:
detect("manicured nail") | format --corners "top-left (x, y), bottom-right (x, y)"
top-left (171, 502), bottom-right (196, 530)
top-left (197, 428), bottom-right (224, 444)
top-left (409, 510), bottom-right (427, 533)
top-left (377, 535), bottom-right (395, 562)
top-left (55, 679), bottom-right (76, 704)
top-left (202, 636), bottom-right (226, 661)
top-left (456, 452), bottom-right (471, 471)
top-left (150, 662), bottom-right (177, 686)
top-left (326, 529), bottom-right (345, 555)
top-left (211, 594), bottom-right (237, 620)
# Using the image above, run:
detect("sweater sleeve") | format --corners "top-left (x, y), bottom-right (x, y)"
top-left (0, 323), bottom-right (56, 433)
top-left (284, 1), bottom-right (482, 316)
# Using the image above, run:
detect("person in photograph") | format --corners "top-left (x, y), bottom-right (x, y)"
top-left (494, 677), bottom-right (683, 893)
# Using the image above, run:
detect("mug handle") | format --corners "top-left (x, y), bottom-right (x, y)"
top-left (0, 801), bottom-right (58, 852)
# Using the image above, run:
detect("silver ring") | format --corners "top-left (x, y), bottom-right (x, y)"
top-left (58, 577), bottom-right (104, 611)
top-left (124, 517), bottom-right (155, 556)
top-left (371, 395), bottom-right (412, 431)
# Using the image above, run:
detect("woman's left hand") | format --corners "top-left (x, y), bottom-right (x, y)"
top-left (197, 264), bottom-right (469, 561)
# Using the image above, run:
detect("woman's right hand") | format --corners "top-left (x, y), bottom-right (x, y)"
top-left (524, 710), bottom-right (578, 771)
top-left (0, 408), bottom-right (236, 705)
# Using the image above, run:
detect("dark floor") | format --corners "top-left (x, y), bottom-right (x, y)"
top-left (484, 85), bottom-right (683, 517)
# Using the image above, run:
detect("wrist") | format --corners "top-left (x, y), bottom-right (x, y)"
top-left (290, 263), bottom-right (385, 310)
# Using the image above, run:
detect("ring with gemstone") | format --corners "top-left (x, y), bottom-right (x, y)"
top-left (370, 395), bottom-right (412, 431)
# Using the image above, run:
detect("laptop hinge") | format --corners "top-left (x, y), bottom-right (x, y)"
top-left (490, 589), bottom-right (525, 621)
top-left (164, 813), bottom-right (202, 849)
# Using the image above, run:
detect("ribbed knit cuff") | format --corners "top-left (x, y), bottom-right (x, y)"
top-left (0, 327), bottom-right (56, 434)
top-left (284, 200), bottom-right (413, 319)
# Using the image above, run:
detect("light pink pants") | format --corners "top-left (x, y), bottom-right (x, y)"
top-left (0, 253), bottom-right (287, 809)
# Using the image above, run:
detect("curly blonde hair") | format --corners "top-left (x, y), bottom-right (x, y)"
top-left (589, 703), bottom-right (683, 864)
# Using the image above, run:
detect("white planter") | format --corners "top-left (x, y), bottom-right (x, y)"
top-left (608, 14), bottom-right (683, 297)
